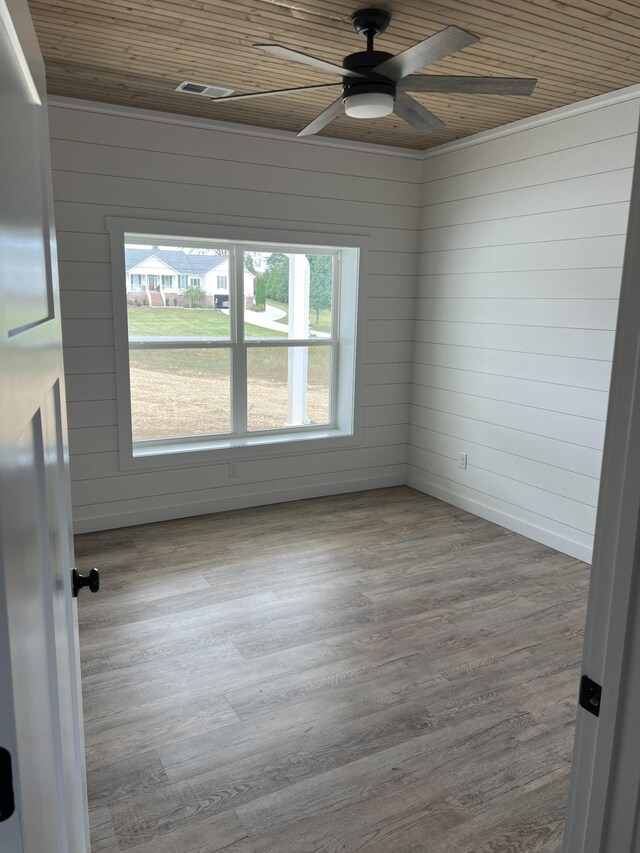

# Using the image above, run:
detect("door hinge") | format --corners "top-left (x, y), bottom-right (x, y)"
top-left (0, 747), bottom-right (15, 822)
top-left (579, 674), bottom-right (602, 717)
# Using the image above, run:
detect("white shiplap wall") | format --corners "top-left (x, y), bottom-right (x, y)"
top-left (409, 96), bottom-right (640, 562)
top-left (50, 103), bottom-right (420, 533)
top-left (52, 91), bottom-right (640, 556)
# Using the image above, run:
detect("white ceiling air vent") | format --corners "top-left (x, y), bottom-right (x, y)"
top-left (176, 81), bottom-right (235, 98)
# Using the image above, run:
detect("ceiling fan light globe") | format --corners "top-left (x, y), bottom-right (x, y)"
top-left (343, 92), bottom-right (394, 118)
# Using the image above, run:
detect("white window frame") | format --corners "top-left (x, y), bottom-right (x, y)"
top-left (107, 218), bottom-right (368, 472)
top-left (217, 274), bottom-right (228, 290)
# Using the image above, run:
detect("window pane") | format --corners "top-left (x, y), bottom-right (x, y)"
top-left (244, 251), bottom-right (334, 340)
top-left (130, 348), bottom-right (231, 441)
top-left (247, 346), bottom-right (331, 431)
top-left (125, 240), bottom-right (230, 339)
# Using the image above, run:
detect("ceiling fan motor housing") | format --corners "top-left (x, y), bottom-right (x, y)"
top-left (351, 8), bottom-right (391, 38)
top-left (342, 51), bottom-right (396, 101)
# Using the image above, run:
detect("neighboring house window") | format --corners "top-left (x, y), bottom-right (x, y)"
top-left (161, 275), bottom-right (174, 288)
top-left (130, 273), bottom-right (144, 290)
top-left (217, 274), bottom-right (228, 290)
top-left (110, 221), bottom-right (363, 467)
top-left (178, 275), bottom-right (187, 290)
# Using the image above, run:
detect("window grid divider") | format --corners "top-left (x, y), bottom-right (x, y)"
top-left (129, 339), bottom-right (337, 350)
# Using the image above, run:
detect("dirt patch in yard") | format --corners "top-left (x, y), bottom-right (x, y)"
top-left (130, 366), bottom-right (330, 440)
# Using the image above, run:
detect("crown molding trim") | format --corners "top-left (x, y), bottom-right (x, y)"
top-left (421, 84), bottom-right (640, 161)
top-left (46, 95), bottom-right (424, 160)
top-left (47, 84), bottom-right (640, 164)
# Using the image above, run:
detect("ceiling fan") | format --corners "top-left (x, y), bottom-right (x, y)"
top-left (207, 8), bottom-right (537, 138)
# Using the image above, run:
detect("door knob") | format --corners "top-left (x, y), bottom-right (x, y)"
top-left (72, 568), bottom-right (100, 597)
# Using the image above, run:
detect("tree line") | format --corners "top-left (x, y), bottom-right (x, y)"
top-left (250, 253), bottom-right (332, 323)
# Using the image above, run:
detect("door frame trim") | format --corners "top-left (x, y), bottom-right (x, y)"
top-left (564, 114), bottom-right (640, 853)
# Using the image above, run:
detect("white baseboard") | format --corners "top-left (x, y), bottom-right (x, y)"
top-left (72, 472), bottom-right (405, 534)
top-left (407, 470), bottom-right (593, 564)
top-left (73, 467), bottom-right (595, 566)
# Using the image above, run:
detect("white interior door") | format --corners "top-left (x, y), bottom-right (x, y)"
top-left (0, 0), bottom-right (90, 851)
top-left (563, 117), bottom-right (640, 850)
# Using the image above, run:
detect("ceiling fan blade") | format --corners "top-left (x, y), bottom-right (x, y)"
top-left (210, 83), bottom-right (342, 102)
top-left (393, 93), bottom-right (444, 134)
top-left (374, 26), bottom-right (479, 81)
top-left (297, 97), bottom-right (345, 137)
top-left (254, 44), bottom-right (363, 78)
top-left (399, 75), bottom-right (537, 96)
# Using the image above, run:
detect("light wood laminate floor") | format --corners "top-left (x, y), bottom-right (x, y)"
top-left (75, 486), bottom-right (589, 853)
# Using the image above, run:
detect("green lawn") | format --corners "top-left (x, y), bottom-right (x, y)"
top-left (310, 309), bottom-right (332, 335)
top-left (127, 306), bottom-right (285, 339)
top-left (130, 343), bottom-right (330, 383)
top-left (127, 307), bottom-right (329, 382)
top-left (267, 300), bottom-right (332, 336)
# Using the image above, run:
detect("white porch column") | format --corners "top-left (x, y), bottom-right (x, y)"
top-left (287, 254), bottom-right (309, 425)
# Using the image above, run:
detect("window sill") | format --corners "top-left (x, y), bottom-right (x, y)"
top-left (120, 427), bottom-right (360, 471)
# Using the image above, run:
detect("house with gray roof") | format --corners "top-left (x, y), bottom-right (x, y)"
top-left (125, 246), bottom-right (255, 308)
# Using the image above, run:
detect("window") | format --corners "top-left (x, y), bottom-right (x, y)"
top-left (217, 274), bottom-right (228, 290)
top-left (130, 273), bottom-right (145, 290)
top-left (109, 220), bottom-right (363, 468)
top-left (178, 274), bottom-right (187, 290)
top-left (161, 274), bottom-right (174, 288)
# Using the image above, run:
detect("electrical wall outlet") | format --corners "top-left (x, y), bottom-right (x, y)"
top-left (458, 452), bottom-right (468, 470)
top-left (229, 463), bottom-right (240, 478)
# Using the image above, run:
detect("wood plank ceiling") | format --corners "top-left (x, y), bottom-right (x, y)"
top-left (27, 0), bottom-right (640, 150)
